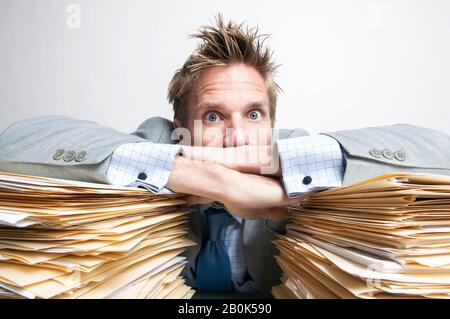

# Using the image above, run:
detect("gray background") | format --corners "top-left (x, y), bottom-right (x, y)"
top-left (1, 0), bottom-right (449, 134)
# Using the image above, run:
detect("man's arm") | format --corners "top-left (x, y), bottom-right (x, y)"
top-left (180, 134), bottom-right (345, 198)
top-left (324, 124), bottom-right (450, 185)
top-left (106, 141), bottom-right (293, 220)
top-left (167, 156), bottom-right (294, 221)
top-left (106, 121), bottom-right (450, 218)
top-left (0, 115), bottom-right (144, 183)
top-left (182, 124), bottom-right (450, 196)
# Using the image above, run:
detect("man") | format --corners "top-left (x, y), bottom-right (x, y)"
top-left (1, 16), bottom-right (450, 298)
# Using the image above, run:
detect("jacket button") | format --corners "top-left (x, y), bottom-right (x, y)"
top-left (53, 149), bottom-right (65, 160)
top-left (303, 176), bottom-right (312, 185)
top-left (369, 148), bottom-right (382, 158)
top-left (382, 149), bottom-right (393, 160)
top-left (394, 150), bottom-right (406, 161)
top-left (75, 151), bottom-right (87, 162)
top-left (63, 150), bottom-right (76, 162)
top-left (138, 172), bottom-right (147, 181)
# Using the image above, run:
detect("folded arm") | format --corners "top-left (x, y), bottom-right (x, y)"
top-left (167, 156), bottom-right (295, 221)
top-left (106, 135), bottom-right (346, 221)
top-left (106, 142), bottom-right (294, 220)
top-left (180, 134), bottom-right (345, 197)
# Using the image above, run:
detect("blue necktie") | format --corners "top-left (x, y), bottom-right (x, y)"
top-left (196, 207), bottom-right (233, 292)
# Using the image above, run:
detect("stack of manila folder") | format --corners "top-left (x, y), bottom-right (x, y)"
top-left (272, 173), bottom-right (450, 299)
top-left (0, 172), bottom-right (196, 299)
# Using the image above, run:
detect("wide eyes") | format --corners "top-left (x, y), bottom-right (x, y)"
top-left (203, 110), bottom-right (263, 123)
top-left (204, 111), bottom-right (221, 123)
top-left (249, 110), bottom-right (262, 120)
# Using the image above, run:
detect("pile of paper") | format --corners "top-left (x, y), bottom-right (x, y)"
top-left (0, 172), bottom-right (196, 299)
top-left (272, 173), bottom-right (450, 299)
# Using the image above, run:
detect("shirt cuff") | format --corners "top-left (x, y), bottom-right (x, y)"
top-left (106, 142), bottom-right (181, 194)
top-left (276, 134), bottom-right (345, 198)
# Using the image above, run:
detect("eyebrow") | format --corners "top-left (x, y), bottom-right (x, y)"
top-left (196, 100), bottom-right (269, 111)
top-left (196, 102), bottom-right (225, 111)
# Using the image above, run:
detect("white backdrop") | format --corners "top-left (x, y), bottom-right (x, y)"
top-left (1, 0), bottom-right (449, 134)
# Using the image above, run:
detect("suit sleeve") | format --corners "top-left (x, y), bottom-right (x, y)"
top-left (324, 124), bottom-right (450, 185)
top-left (0, 115), bottom-right (146, 183)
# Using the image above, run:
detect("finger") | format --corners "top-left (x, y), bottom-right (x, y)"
top-left (267, 206), bottom-right (289, 222)
top-left (225, 206), bottom-right (289, 221)
top-left (184, 195), bottom-right (202, 206)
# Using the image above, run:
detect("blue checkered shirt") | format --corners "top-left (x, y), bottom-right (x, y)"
top-left (105, 134), bottom-right (345, 293)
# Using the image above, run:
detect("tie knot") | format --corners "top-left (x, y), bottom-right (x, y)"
top-left (205, 207), bottom-right (231, 241)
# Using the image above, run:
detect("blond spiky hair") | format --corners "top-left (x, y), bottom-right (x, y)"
top-left (167, 14), bottom-right (281, 124)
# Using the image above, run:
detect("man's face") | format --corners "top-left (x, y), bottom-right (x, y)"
top-left (176, 63), bottom-right (273, 147)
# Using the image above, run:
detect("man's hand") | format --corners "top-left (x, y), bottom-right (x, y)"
top-left (183, 195), bottom-right (288, 221)
top-left (180, 144), bottom-right (282, 176)
top-left (224, 206), bottom-right (289, 222)
top-left (183, 195), bottom-right (215, 206)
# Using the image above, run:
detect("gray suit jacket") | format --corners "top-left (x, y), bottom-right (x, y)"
top-left (1, 115), bottom-right (450, 298)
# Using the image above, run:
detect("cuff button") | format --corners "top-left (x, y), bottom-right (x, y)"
top-left (303, 175), bottom-right (312, 185)
top-left (138, 172), bottom-right (147, 181)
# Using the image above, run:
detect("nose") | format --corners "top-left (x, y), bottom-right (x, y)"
top-left (224, 116), bottom-right (249, 147)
